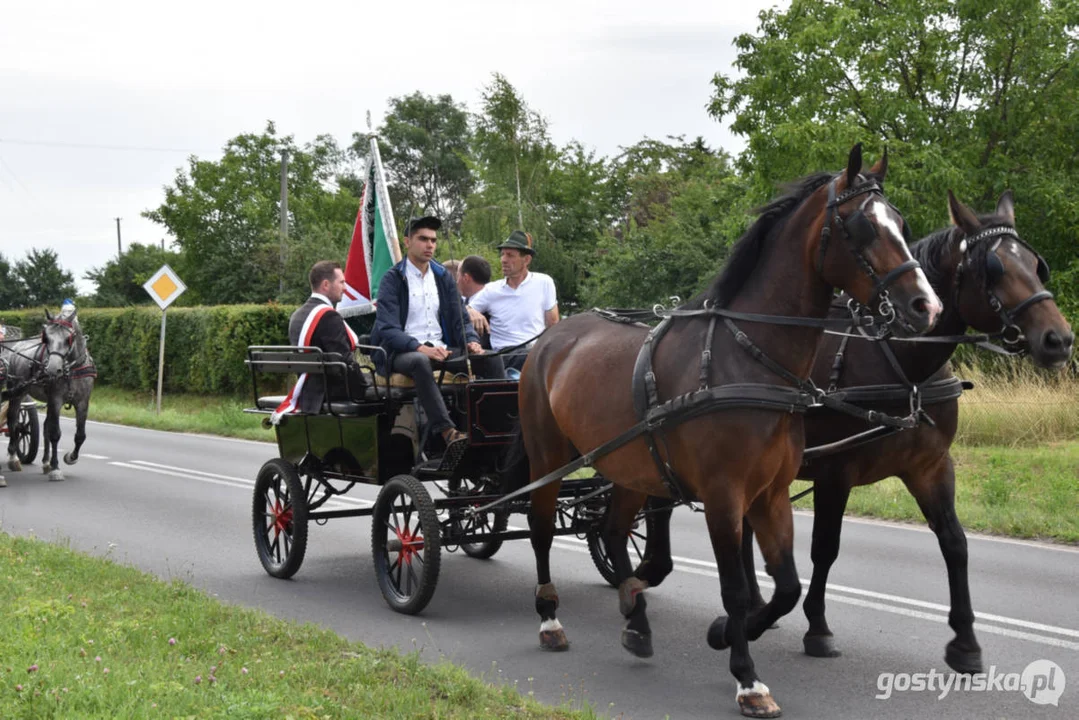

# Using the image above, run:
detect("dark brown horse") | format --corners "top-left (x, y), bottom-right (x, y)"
top-left (740, 190), bottom-right (1074, 671)
top-left (508, 146), bottom-right (943, 718)
top-left (629, 190), bottom-right (1073, 681)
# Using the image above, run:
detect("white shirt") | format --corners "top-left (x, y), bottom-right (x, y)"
top-left (403, 259), bottom-right (445, 348)
top-left (469, 271), bottom-right (557, 350)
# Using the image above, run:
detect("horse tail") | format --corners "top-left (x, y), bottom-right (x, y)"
top-left (500, 424), bottom-right (531, 492)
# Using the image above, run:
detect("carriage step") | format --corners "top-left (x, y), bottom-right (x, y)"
top-left (437, 437), bottom-right (470, 472)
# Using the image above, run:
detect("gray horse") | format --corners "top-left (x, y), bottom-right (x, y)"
top-left (2, 306), bottom-right (96, 482)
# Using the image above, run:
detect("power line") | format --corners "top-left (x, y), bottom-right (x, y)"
top-left (0, 152), bottom-right (42, 206)
top-left (0, 137), bottom-right (205, 154)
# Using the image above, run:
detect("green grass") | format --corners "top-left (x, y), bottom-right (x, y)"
top-left (0, 532), bottom-right (596, 720)
top-left (791, 442), bottom-right (1079, 542)
top-left (954, 363), bottom-right (1079, 446)
top-left (62, 386), bottom-right (269, 442)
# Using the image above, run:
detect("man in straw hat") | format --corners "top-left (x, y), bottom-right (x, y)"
top-left (468, 230), bottom-right (559, 373)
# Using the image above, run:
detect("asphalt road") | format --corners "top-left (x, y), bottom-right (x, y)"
top-left (1, 417), bottom-right (1076, 719)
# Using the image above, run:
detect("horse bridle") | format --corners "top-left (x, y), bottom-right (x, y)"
top-left (41, 317), bottom-right (85, 371)
top-left (958, 226), bottom-right (1053, 346)
top-left (819, 178), bottom-right (921, 328)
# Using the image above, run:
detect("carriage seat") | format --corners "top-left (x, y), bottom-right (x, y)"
top-left (255, 393), bottom-right (391, 416)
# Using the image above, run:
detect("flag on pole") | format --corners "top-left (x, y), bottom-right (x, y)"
top-left (340, 136), bottom-right (401, 309)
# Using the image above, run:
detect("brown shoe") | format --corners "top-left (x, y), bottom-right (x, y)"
top-left (441, 427), bottom-right (467, 445)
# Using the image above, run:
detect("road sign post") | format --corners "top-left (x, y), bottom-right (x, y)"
top-left (142, 264), bottom-right (187, 414)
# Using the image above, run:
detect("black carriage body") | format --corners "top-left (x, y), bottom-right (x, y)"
top-left (245, 344), bottom-right (617, 615)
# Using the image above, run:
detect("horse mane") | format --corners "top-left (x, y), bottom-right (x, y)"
top-left (686, 171), bottom-right (835, 309)
top-left (912, 210), bottom-right (1014, 296)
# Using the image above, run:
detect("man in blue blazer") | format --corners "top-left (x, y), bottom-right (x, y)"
top-left (370, 216), bottom-right (503, 450)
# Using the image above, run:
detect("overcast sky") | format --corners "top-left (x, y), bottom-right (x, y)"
top-left (1, 0), bottom-right (783, 294)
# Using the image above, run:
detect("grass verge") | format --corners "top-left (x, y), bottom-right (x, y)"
top-left (0, 532), bottom-right (594, 720)
top-left (791, 442), bottom-right (1079, 543)
top-left (62, 386), bottom-right (268, 442)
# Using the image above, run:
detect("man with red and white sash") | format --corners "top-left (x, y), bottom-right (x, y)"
top-left (272, 261), bottom-right (364, 422)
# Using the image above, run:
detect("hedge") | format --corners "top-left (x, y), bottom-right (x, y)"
top-left (0, 304), bottom-right (292, 395)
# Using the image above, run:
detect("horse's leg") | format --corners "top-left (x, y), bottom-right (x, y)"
top-left (604, 487), bottom-right (652, 657)
top-left (744, 486), bottom-right (802, 642)
top-left (741, 518), bottom-right (767, 614)
top-left (64, 390), bottom-right (89, 465)
top-left (702, 495), bottom-right (781, 717)
top-left (801, 475), bottom-right (851, 658)
top-left (44, 395), bottom-right (63, 481)
top-left (902, 454), bottom-right (982, 674)
top-left (633, 496), bottom-right (675, 588)
top-left (530, 480), bottom-right (568, 650)
top-left (7, 394), bottom-right (24, 471)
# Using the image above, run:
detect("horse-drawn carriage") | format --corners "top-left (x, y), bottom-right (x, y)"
top-left (245, 344), bottom-right (637, 614)
top-left (1, 326), bottom-right (43, 466)
top-left (245, 146), bottom-right (1073, 718)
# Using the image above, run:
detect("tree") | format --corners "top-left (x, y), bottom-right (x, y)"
top-left (583, 138), bottom-right (752, 308)
top-left (355, 92), bottom-right (474, 235)
top-left (709, 0), bottom-right (1079, 276)
top-left (84, 243), bottom-right (183, 307)
top-left (144, 122), bottom-right (358, 305)
top-left (0, 253), bottom-right (26, 310)
top-left (13, 248), bottom-right (77, 308)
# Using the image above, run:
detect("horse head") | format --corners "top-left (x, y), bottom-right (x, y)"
top-left (945, 190), bottom-right (1074, 369)
top-left (815, 144), bottom-right (942, 335)
top-left (41, 307), bottom-right (83, 378)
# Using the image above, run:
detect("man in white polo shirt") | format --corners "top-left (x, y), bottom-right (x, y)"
top-left (469, 230), bottom-right (559, 373)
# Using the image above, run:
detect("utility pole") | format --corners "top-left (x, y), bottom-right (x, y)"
top-left (115, 217), bottom-right (122, 258)
top-left (279, 149), bottom-right (289, 295)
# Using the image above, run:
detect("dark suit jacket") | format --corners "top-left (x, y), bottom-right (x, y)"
top-left (369, 259), bottom-right (478, 376)
top-left (287, 296), bottom-right (365, 413)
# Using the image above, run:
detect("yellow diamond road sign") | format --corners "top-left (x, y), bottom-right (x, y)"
top-left (144, 264), bottom-right (186, 310)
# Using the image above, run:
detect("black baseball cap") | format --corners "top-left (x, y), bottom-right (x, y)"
top-left (405, 215), bottom-right (442, 236)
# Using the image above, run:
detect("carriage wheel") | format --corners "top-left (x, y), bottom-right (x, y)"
top-left (252, 459), bottom-right (309, 579)
top-left (587, 508), bottom-right (655, 588)
top-left (452, 475), bottom-right (509, 560)
top-left (372, 474), bottom-right (441, 615)
top-left (14, 404), bottom-right (40, 465)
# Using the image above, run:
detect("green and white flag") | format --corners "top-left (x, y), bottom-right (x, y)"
top-left (340, 136), bottom-right (401, 309)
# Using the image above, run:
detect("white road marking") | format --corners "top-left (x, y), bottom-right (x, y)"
top-left (81, 453), bottom-right (109, 460)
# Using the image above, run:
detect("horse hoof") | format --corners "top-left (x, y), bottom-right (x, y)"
top-left (621, 628), bottom-right (653, 658)
top-left (539, 629), bottom-right (569, 651)
top-left (539, 619), bottom-right (569, 651)
top-left (63, 452), bottom-right (78, 466)
top-left (738, 687), bottom-right (781, 718)
top-left (48, 470), bottom-right (64, 482)
top-left (803, 633), bottom-right (841, 658)
top-left (42, 464), bottom-right (52, 475)
top-left (0, 476), bottom-right (6, 487)
top-left (707, 616), bottom-right (730, 651)
top-left (945, 641), bottom-right (983, 675)
top-left (8, 458), bottom-right (22, 472)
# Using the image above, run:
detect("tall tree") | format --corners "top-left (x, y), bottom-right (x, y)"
top-left (584, 137), bottom-right (751, 308)
top-left (84, 242), bottom-right (183, 307)
top-left (14, 248), bottom-right (77, 308)
top-left (0, 253), bottom-right (26, 310)
top-left (709, 0), bottom-right (1079, 275)
top-left (144, 122), bottom-right (357, 304)
top-left (355, 92), bottom-right (474, 234)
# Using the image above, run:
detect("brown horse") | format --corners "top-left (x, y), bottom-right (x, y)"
top-left (508, 146), bottom-right (943, 718)
top-left (738, 190), bottom-right (1074, 671)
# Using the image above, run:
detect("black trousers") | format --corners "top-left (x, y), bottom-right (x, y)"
top-left (390, 349), bottom-right (505, 435)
